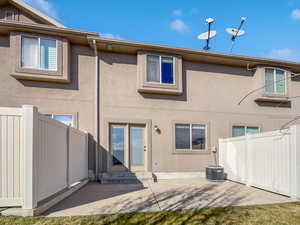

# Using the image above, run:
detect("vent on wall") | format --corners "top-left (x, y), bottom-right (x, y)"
top-left (5, 10), bottom-right (18, 21)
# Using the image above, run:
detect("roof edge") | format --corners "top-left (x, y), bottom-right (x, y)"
top-left (0, 20), bottom-right (99, 37)
top-left (91, 37), bottom-right (300, 69)
top-left (9, 0), bottom-right (65, 28)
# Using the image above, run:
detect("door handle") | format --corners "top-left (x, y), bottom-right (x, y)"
top-left (144, 146), bottom-right (147, 151)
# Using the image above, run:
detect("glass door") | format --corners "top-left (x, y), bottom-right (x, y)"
top-left (129, 125), bottom-right (146, 172)
top-left (110, 124), bottom-right (128, 171)
top-left (109, 123), bottom-right (147, 172)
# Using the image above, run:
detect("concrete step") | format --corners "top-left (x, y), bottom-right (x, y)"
top-left (100, 172), bottom-right (154, 184)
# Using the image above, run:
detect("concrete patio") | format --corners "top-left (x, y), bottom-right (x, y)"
top-left (45, 179), bottom-right (296, 217)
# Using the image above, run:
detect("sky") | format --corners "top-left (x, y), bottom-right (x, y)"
top-left (23, 0), bottom-right (300, 62)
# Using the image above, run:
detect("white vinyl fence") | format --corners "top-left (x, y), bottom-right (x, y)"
top-left (0, 108), bottom-right (23, 207)
top-left (0, 105), bottom-right (88, 209)
top-left (219, 125), bottom-right (300, 198)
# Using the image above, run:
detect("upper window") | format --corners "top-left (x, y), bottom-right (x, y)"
top-left (175, 123), bottom-right (206, 150)
top-left (21, 36), bottom-right (57, 71)
top-left (45, 114), bottom-right (74, 127)
top-left (53, 114), bottom-right (73, 126)
top-left (146, 55), bottom-right (174, 84)
top-left (137, 51), bottom-right (182, 95)
top-left (265, 68), bottom-right (286, 94)
top-left (232, 125), bottom-right (260, 137)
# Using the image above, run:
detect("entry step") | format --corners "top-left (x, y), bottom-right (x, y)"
top-left (100, 172), bottom-right (154, 184)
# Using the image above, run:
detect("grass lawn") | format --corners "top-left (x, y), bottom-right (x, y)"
top-left (1, 202), bottom-right (300, 225)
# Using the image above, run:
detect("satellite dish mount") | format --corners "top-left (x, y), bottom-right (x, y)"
top-left (197, 18), bottom-right (217, 51)
top-left (226, 17), bottom-right (247, 52)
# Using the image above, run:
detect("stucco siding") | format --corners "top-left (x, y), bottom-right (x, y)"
top-left (99, 52), bottom-right (300, 172)
top-left (0, 34), bottom-right (96, 170)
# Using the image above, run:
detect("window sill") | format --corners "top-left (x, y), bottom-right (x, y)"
top-left (172, 150), bottom-right (211, 155)
top-left (11, 72), bottom-right (70, 83)
top-left (255, 97), bottom-right (290, 104)
top-left (138, 85), bottom-right (183, 95)
top-left (254, 97), bottom-right (291, 108)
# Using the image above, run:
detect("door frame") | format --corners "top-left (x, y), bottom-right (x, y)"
top-left (103, 118), bottom-right (152, 172)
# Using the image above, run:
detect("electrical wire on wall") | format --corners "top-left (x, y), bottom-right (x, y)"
top-left (237, 71), bottom-right (300, 132)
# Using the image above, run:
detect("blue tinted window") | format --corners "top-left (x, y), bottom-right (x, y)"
top-left (53, 114), bottom-right (73, 126)
top-left (161, 57), bottom-right (174, 84)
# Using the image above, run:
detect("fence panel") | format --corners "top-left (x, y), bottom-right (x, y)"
top-left (219, 129), bottom-right (293, 196)
top-left (0, 106), bottom-right (89, 209)
top-left (36, 114), bottom-right (68, 202)
top-left (0, 108), bottom-right (23, 207)
top-left (68, 127), bottom-right (88, 186)
top-left (219, 136), bottom-right (247, 184)
top-left (249, 130), bottom-right (291, 196)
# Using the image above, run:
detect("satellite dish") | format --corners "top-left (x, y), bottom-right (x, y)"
top-left (226, 28), bottom-right (245, 37)
top-left (198, 30), bottom-right (217, 40)
top-left (205, 18), bottom-right (215, 24)
top-left (198, 17), bottom-right (216, 50)
top-left (226, 16), bottom-right (247, 52)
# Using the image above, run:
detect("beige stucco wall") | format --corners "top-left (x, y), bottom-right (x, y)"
top-left (2, 26), bottom-right (300, 174)
top-left (99, 52), bottom-right (300, 173)
top-left (0, 34), bottom-right (96, 170)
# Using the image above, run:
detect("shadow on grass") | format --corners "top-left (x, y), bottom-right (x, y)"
top-left (98, 207), bottom-right (243, 225)
top-left (99, 202), bottom-right (300, 225)
top-left (3, 202), bottom-right (300, 225)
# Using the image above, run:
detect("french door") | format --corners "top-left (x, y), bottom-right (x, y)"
top-left (110, 124), bottom-right (147, 172)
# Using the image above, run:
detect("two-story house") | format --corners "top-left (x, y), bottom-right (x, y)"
top-left (1, 0), bottom-right (300, 182)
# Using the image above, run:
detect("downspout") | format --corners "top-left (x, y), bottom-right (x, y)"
top-left (89, 38), bottom-right (99, 181)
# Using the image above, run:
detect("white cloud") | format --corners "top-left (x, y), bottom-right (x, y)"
top-left (172, 9), bottom-right (182, 16)
top-left (264, 48), bottom-right (299, 61)
top-left (291, 9), bottom-right (300, 20)
top-left (101, 33), bottom-right (123, 40)
top-left (170, 19), bottom-right (188, 33)
top-left (23, 0), bottom-right (58, 19)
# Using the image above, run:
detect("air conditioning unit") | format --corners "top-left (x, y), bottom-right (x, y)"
top-left (206, 165), bottom-right (224, 182)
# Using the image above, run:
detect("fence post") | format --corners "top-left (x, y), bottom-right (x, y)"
top-left (66, 126), bottom-right (70, 187)
top-left (245, 134), bottom-right (251, 186)
top-left (290, 125), bottom-right (300, 198)
top-left (85, 131), bottom-right (89, 179)
top-left (22, 105), bottom-right (39, 210)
